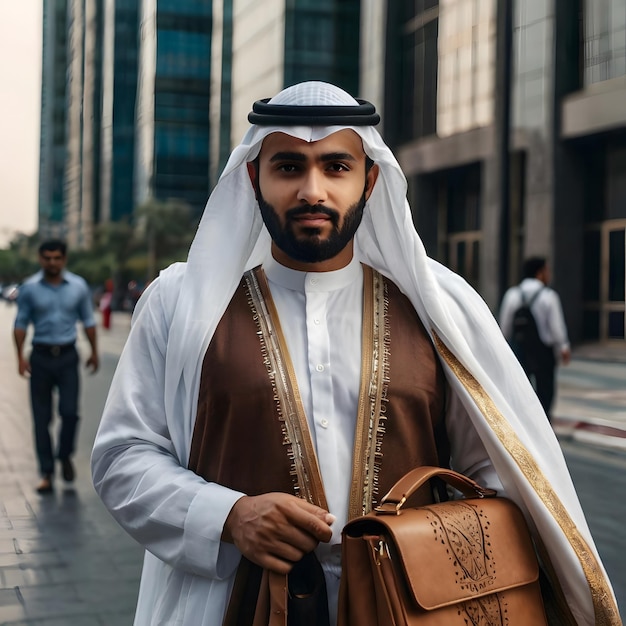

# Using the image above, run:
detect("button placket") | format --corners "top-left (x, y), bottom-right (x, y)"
top-left (305, 288), bottom-right (333, 436)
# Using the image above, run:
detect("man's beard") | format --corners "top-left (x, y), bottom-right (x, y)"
top-left (256, 189), bottom-right (367, 264)
top-left (43, 267), bottom-right (62, 279)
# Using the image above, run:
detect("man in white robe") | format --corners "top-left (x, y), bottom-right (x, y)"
top-left (91, 81), bottom-right (621, 626)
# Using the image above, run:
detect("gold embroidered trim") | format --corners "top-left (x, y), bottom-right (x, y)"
top-left (349, 267), bottom-right (390, 519)
top-left (244, 269), bottom-right (328, 510)
top-left (433, 333), bottom-right (622, 626)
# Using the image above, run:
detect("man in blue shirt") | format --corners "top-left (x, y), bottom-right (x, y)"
top-left (13, 240), bottom-right (99, 493)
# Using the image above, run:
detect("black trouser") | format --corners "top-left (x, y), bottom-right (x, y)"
top-left (29, 345), bottom-right (80, 476)
top-left (522, 344), bottom-right (556, 420)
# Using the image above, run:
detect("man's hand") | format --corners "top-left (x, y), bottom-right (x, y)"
top-left (560, 347), bottom-right (571, 366)
top-left (86, 352), bottom-right (99, 373)
top-left (222, 492), bottom-right (335, 575)
top-left (17, 356), bottom-right (31, 377)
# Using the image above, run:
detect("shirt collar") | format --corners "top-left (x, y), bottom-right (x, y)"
top-left (520, 278), bottom-right (544, 289)
top-left (263, 253), bottom-right (362, 293)
top-left (36, 270), bottom-right (69, 285)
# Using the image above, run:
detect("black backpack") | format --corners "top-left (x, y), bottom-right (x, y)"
top-left (510, 288), bottom-right (545, 365)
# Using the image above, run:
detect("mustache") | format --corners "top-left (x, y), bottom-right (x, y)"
top-left (285, 205), bottom-right (339, 221)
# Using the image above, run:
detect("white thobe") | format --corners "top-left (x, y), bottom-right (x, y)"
top-left (92, 258), bottom-right (500, 626)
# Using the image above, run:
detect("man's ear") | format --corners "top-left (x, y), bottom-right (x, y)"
top-left (246, 161), bottom-right (258, 196)
top-left (364, 163), bottom-right (380, 200)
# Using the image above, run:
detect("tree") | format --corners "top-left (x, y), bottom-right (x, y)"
top-left (0, 233), bottom-right (39, 283)
top-left (134, 198), bottom-right (196, 281)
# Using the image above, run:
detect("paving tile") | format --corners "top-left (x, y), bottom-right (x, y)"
top-left (0, 541), bottom-right (17, 556)
top-left (0, 551), bottom-right (64, 569)
top-left (11, 539), bottom-right (56, 555)
top-left (0, 588), bottom-right (22, 608)
top-left (11, 583), bottom-right (85, 620)
top-left (7, 522), bottom-right (38, 533)
top-left (1, 567), bottom-right (53, 587)
top-left (0, 618), bottom-right (102, 626)
top-left (0, 605), bottom-right (28, 625)
top-left (1, 502), bottom-right (33, 520)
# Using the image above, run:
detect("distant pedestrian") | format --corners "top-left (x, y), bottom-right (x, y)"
top-left (499, 256), bottom-right (570, 420)
top-left (13, 240), bottom-right (99, 493)
top-left (100, 279), bottom-right (113, 330)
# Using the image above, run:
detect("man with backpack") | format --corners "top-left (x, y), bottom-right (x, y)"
top-left (499, 257), bottom-right (571, 421)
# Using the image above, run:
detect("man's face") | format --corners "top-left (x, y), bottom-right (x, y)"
top-left (39, 249), bottom-right (66, 278)
top-left (248, 130), bottom-right (378, 271)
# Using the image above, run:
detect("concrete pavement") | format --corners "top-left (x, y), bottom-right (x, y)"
top-left (0, 303), bottom-right (624, 625)
top-left (553, 345), bottom-right (626, 450)
top-left (0, 307), bottom-right (141, 625)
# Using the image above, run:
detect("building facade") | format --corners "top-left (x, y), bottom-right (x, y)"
top-left (38, 0), bottom-right (624, 342)
top-left (135, 0), bottom-right (213, 216)
top-left (559, 0), bottom-right (626, 342)
top-left (365, 0), bottom-right (626, 344)
top-left (100, 0), bottom-right (140, 224)
top-left (38, 0), bottom-right (70, 241)
top-left (64, 0), bottom-right (105, 249)
top-left (213, 0), bottom-right (361, 177)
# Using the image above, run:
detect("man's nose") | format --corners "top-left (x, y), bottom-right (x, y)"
top-left (296, 169), bottom-right (327, 206)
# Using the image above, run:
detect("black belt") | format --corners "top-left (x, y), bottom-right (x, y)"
top-left (32, 343), bottom-right (75, 357)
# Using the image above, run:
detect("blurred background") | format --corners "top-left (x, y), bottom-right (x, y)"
top-left (0, 3), bottom-right (625, 624)
top-left (1, 0), bottom-right (625, 337)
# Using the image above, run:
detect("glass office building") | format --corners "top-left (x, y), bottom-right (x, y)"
top-left (63, 0), bottom-right (105, 248)
top-left (101, 0), bottom-right (140, 223)
top-left (284, 0), bottom-right (360, 95)
top-left (136, 0), bottom-right (212, 216)
top-left (575, 0), bottom-right (626, 341)
top-left (376, 0), bottom-right (626, 344)
top-left (226, 0), bottom-right (361, 163)
top-left (384, 0), bottom-right (497, 297)
top-left (38, 0), bottom-right (70, 239)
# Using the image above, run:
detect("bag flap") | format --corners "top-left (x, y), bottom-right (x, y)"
top-left (354, 497), bottom-right (539, 610)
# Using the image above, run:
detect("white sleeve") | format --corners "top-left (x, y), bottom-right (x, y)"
top-left (498, 288), bottom-right (518, 341)
top-left (544, 290), bottom-right (570, 351)
top-left (90, 279), bottom-right (244, 580)
top-left (445, 381), bottom-right (503, 494)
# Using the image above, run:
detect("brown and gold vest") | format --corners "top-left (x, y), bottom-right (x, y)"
top-left (189, 265), bottom-right (449, 511)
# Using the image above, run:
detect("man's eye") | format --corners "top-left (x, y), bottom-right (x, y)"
top-left (277, 164), bottom-right (299, 173)
top-left (328, 163), bottom-right (349, 172)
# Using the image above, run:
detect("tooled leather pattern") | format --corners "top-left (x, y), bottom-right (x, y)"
top-left (424, 501), bottom-right (508, 625)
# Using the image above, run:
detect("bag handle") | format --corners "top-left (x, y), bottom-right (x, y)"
top-left (374, 466), bottom-right (497, 515)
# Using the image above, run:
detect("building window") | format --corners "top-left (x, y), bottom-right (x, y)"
top-left (284, 0), bottom-right (360, 95)
top-left (151, 5), bottom-right (212, 215)
top-left (583, 0), bottom-right (626, 85)
top-left (157, 30), bottom-right (211, 80)
top-left (441, 163), bottom-right (482, 288)
top-left (582, 141), bottom-right (626, 341)
top-left (385, 1), bottom-right (439, 146)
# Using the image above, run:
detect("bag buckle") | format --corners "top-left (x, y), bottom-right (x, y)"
top-left (374, 496), bottom-right (406, 515)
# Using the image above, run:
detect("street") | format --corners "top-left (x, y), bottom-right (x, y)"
top-left (0, 302), bottom-right (624, 623)
top-left (0, 305), bottom-right (141, 625)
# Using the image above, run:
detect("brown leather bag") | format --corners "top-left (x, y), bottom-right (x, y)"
top-left (337, 466), bottom-right (548, 625)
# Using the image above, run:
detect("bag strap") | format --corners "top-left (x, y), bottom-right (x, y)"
top-left (374, 466), bottom-right (497, 515)
top-left (519, 286), bottom-right (544, 308)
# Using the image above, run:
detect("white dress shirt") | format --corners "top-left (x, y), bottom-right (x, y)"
top-left (263, 254), bottom-right (366, 618)
top-left (264, 254), bottom-right (363, 548)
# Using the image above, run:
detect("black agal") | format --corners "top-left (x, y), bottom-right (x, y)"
top-left (248, 98), bottom-right (380, 126)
